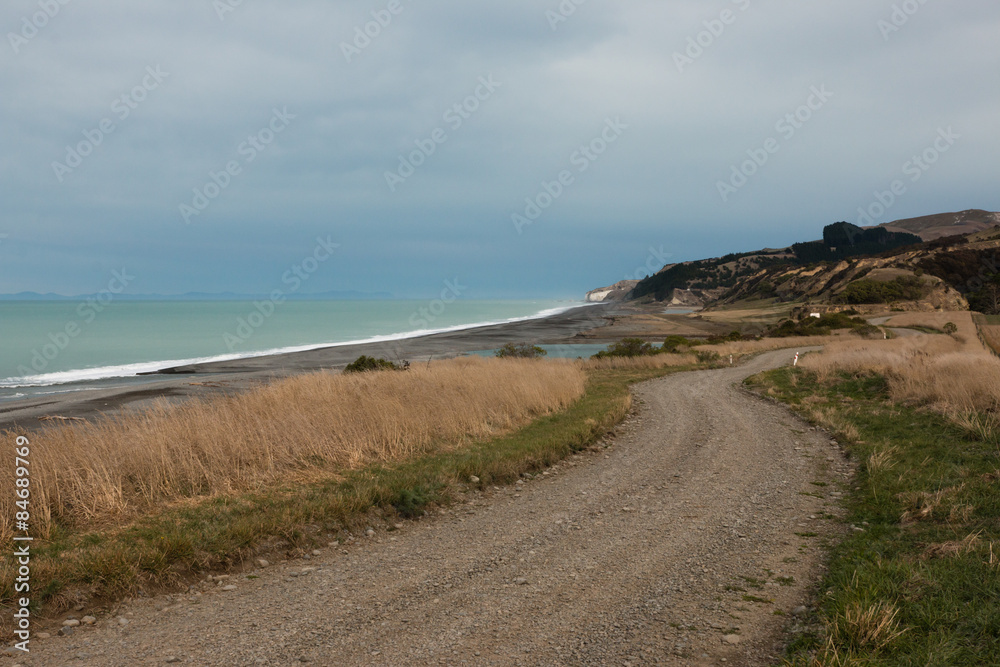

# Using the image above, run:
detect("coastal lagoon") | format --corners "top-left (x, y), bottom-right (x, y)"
top-left (466, 344), bottom-right (611, 359)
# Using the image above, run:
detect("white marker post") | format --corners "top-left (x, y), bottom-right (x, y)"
top-left (793, 352), bottom-right (799, 366)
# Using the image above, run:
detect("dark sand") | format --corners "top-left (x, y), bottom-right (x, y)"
top-left (0, 303), bottom-right (623, 432)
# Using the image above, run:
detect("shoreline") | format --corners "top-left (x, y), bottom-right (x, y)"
top-left (0, 303), bottom-right (625, 432)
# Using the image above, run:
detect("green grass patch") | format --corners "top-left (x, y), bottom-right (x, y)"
top-left (0, 363), bottom-right (696, 631)
top-left (748, 367), bottom-right (1000, 665)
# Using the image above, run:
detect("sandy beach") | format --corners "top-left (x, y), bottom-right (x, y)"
top-left (0, 303), bottom-right (624, 432)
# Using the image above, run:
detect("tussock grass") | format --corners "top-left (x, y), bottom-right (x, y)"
top-left (832, 601), bottom-right (908, 653)
top-left (0, 357), bottom-right (585, 543)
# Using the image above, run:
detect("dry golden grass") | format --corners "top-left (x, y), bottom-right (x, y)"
top-left (800, 312), bottom-right (1000, 416)
top-left (700, 334), bottom-right (846, 359)
top-left (975, 321), bottom-right (1000, 356)
top-left (920, 531), bottom-right (983, 559)
top-left (580, 352), bottom-right (697, 371)
top-left (897, 483), bottom-right (964, 524)
top-left (0, 357), bottom-right (585, 543)
top-left (883, 311), bottom-right (976, 338)
top-left (867, 446), bottom-right (899, 476)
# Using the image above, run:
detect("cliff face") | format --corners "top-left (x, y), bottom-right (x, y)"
top-left (586, 280), bottom-right (639, 302)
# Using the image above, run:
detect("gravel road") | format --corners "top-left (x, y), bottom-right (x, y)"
top-left (14, 349), bottom-right (851, 667)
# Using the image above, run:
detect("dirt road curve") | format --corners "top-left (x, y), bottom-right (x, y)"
top-left (19, 349), bottom-right (850, 667)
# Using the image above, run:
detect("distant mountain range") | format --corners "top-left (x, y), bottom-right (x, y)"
top-left (0, 290), bottom-right (395, 302)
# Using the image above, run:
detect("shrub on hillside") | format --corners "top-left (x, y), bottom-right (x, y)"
top-left (852, 324), bottom-right (883, 339)
top-left (695, 350), bottom-right (720, 363)
top-left (768, 312), bottom-right (868, 338)
top-left (842, 276), bottom-right (929, 304)
top-left (660, 335), bottom-right (695, 353)
top-left (705, 330), bottom-right (752, 344)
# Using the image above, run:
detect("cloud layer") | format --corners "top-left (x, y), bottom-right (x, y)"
top-left (2, 0), bottom-right (998, 297)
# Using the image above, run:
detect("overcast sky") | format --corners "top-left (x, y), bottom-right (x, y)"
top-left (1, 0), bottom-right (998, 298)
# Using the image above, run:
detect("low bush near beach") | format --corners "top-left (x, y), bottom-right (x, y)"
top-left (495, 343), bottom-right (547, 359)
top-left (343, 355), bottom-right (408, 373)
top-left (592, 337), bottom-right (658, 359)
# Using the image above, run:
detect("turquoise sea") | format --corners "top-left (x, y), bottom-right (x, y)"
top-left (0, 299), bottom-right (580, 401)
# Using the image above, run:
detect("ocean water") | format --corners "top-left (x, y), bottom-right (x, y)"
top-left (0, 299), bottom-right (578, 400)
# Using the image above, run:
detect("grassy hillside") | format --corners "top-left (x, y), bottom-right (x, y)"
top-left (629, 217), bottom-right (1000, 315)
top-left (880, 209), bottom-right (1000, 240)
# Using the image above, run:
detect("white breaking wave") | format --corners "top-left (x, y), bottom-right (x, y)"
top-left (0, 303), bottom-right (592, 388)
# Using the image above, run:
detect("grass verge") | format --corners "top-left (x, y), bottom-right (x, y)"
top-left (0, 362), bottom-right (693, 636)
top-left (748, 367), bottom-right (1000, 665)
